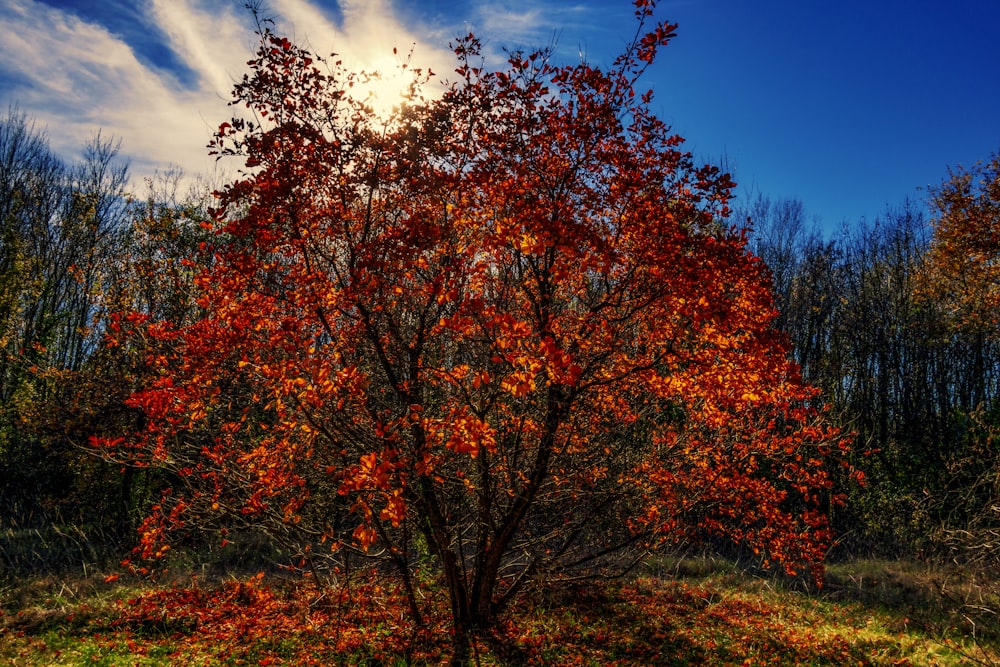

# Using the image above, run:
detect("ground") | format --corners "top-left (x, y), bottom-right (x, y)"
top-left (1, 556), bottom-right (997, 666)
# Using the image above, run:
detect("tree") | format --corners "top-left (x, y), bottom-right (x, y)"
top-left (923, 150), bottom-right (1000, 332)
top-left (742, 194), bottom-right (812, 333)
top-left (99, 3), bottom-right (850, 660)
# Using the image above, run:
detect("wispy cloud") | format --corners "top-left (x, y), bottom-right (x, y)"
top-left (149, 0), bottom-right (251, 97)
top-left (0, 0), bottom-right (245, 183)
top-left (0, 0), bottom-right (617, 187)
top-left (0, 0), bottom-right (478, 187)
top-left (467, 0), bottom-right (624, 63)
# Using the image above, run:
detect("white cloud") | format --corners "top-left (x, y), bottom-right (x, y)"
top-left (0, 0), bottom-right (239, 186)
top-left (0, 0), bottom-right (637, 190)
top-left (467, 0), bottom-right (607, 61)
top-left (0, 0), bottom-right (464, 189)
top-left (149, 0), bottom-right (251, 99)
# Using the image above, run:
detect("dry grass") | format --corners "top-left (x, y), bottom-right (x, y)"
top-left (0, 556), bottom-right (997, 666)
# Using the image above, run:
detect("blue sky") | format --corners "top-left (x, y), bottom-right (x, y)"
top-left (1, 0), bottom-right (998, 232)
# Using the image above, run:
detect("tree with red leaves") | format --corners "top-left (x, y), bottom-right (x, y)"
top-left (98, 2), bottom-right (850, 661)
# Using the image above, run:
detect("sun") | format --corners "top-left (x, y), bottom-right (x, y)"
top-left (351, 49), bottom-right (441, 119)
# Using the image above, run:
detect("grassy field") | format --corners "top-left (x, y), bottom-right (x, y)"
top-left (1, 556), bottom-right (997, 666)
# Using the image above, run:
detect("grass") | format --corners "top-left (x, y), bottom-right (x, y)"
top-left (1, 557), bottom-right (997, 666)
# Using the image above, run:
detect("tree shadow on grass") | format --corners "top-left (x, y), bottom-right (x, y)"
top-left (478, 573), bottom-right (902, 666)
top-left (822, 559), bottom-right (1000, 645)
top-left (481, 581), bottom-right (716, 666)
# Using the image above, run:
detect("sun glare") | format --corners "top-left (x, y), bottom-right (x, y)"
top-left (352, 50), bottom-right (440, 119)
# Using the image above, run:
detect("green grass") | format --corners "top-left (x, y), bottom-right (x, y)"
top-left (2, 557), bottom-right (997, 666)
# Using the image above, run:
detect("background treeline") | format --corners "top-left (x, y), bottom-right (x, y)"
top-left (0, 110), bottom-right (211, 571)
top-left (1, 107), bottom-right (997, 572)
top-left (743, 193), bottom-right (1000, 566)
